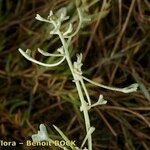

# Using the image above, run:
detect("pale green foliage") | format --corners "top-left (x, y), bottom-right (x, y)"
top-left (18, 1), bottom-right (138, 150)
top-left (32, 124), bottom-right (50, 142)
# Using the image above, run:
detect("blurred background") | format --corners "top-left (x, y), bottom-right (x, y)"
top-left (0, 0), bottom-right (150, 149)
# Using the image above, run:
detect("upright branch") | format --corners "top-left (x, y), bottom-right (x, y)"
top-left (18, 5), bottom-right (138, 150)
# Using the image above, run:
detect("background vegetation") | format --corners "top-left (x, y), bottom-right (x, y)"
top-left (0, 0), bottom-right (150, 149)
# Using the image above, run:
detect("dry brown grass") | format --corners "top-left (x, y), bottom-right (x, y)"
top-left (0, 0), bottom-right (150, 149)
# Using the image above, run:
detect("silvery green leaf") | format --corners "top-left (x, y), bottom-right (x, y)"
top-left (82, 76), bottom-right (139, 94)
top-left (121, 83), bottom-right (139, 93)
top-left (48, 10), bottom-right (53, 18)
top-left (63, 23), bottom-right (73, 36)
top-left (35, 14), bottom-right (51, 23)
top-left (57, 47), bottom-right (64, 55)
top-left (88, 95), bottom-right (107, 110)
top-left (31, 124), bottom-right (49, 142)
top-left (18, 48), bottom-right (66, 67)
top-left (74, 53), bottom-right (83, 69)
top-left (37, 48), bottom-right (63, 57)
top-left (73, 53), bottom-right (83, 76)
top-left (77, 53), bottom-right (82, 63)
top-left (97, 95), bottom-right (107, 105)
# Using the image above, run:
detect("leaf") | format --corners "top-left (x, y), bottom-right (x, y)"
top-left (32, 124), bottom-right (50, 142)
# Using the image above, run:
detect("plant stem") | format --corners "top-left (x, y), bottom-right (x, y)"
top-left (58, 32), bottom-right (92, 150)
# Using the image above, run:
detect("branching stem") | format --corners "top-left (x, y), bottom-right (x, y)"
top-left (58, 32), bottom-right (92, 150)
